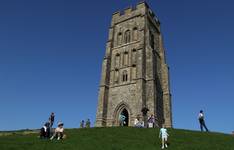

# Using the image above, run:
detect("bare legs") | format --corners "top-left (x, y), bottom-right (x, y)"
top-left (161, 137), bottom-right (168, 149)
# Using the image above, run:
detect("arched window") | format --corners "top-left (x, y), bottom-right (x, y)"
top-left (133, 27), bottom-right (138, 41)
top-left (114, 69), bottom-right (119, 83)
top-left (115, 53), bottom-right (120, 68)
top-left (124, 30), bottom-right (131, 44)
top-left (122, 70), bottom-right (128, 82)
top-left (123, 51), bottom-right (129, 66)
top-left (117, 32), bottom-right (122, 45)
top-left (132, 49), bottom-right (137, 65)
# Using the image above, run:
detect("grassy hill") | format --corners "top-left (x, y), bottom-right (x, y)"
top-left (0, 127), bottom-right (233, 150)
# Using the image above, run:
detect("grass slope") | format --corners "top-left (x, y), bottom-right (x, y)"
top-left (0, 127), bottom-right (233, 150)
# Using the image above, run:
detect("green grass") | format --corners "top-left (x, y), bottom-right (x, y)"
top-left (0, 127), bottom-right (233, 150)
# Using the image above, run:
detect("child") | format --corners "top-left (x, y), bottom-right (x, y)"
top-left (50, 122), bottom-right (64, 140)
top-left (159, 125), bottom-right (169, 149)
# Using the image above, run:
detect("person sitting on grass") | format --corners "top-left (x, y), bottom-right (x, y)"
top-left (134, 115), bottom-right (144, 128)
top-left (40, 122), bottom-right (50, 139)
top-left (159, 124), bottom-right (169, 149)
top-left (50, 122), bottom-right (64, 140)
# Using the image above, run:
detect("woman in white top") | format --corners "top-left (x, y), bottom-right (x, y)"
top-left (50, 122), bottom-right (64, 140)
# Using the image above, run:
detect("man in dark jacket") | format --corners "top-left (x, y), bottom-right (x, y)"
top-left (49, 112), bottom-right (55, 128)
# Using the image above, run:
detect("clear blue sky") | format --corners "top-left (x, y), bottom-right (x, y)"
top-left (0, 0), bottom-right (233, 133)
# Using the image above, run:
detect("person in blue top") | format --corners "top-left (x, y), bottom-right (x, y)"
top-left (159, 124), bottom-right (169, 149)
top-left (119, 113), bottom-right (126, 126)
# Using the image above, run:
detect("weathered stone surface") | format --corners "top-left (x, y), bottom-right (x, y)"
top-left (96, 2), bottom-right (172, 128)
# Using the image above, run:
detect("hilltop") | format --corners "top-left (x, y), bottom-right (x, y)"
top-left (0, 127), bottom-right (233, 150)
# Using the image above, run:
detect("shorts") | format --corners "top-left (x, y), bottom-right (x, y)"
top-left (162, 136), bottom-right (168, 141)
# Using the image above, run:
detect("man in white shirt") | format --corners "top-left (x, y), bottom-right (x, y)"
top-left (198, 110), bottom-right (209, 132)
top-left (159, 125), bottom-right (169, 149)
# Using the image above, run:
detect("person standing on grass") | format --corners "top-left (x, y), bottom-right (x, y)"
top-left (80, 120), bottom-right (85, 128)
top-left (198, 110), bottom-right (209, 132)
top-left (85, 119), bottom-right (91, 128)
top-left (119, 113), bottom-right (126, 126)
top-left (148, 114), bottom-right (155, 128)
top-left (159, 124), bottom-right (169, 149)
top-left (49, 112), bottom-right (55, 128)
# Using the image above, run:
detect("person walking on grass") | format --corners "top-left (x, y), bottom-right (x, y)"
top-left (198, 110), bottom-right (209, 132)
top-left (159, 124), bottom-right (169, 149)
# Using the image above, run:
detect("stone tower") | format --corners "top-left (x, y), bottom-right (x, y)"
top-left (96, 2), bottom-right (172, 128)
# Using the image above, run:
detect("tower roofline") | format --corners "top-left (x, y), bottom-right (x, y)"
top-left (137, 1), bottom-right (149, 8)
top-left (112, 1), bottom-right (160, 26)
top-left (112, 1), bottom-right (149, 17)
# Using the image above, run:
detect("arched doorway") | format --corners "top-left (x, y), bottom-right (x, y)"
top-left (120, 108), bottom-right (129, 126)
top-left (114, 102), bottom-right (131, 127)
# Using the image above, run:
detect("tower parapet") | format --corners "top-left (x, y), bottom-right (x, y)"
top-left (112, 2), bottom-right (160, 28)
